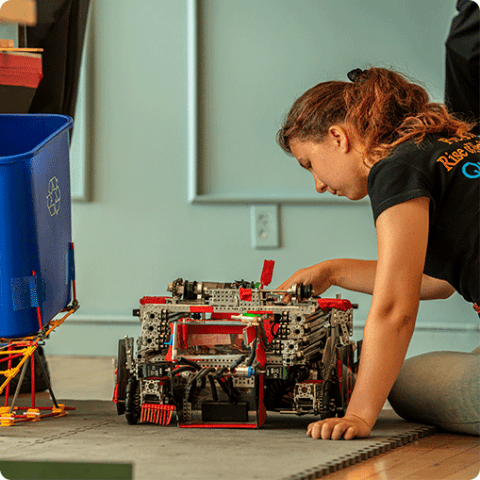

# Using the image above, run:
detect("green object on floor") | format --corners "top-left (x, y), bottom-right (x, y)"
top-left (0, 461), bottom-right (132, 480)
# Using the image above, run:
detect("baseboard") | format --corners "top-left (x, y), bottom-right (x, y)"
top-left (43, 314), bottom-right (479, 358)
top-left (353, 322), bottom-right (480, 358)
top-left (64, 314), bottom-right (139, 325)
top-left (67, 315), bottom-right (480, 330)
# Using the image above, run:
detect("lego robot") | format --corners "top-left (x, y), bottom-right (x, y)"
top-left (114, 268), bottom-right (361, 428)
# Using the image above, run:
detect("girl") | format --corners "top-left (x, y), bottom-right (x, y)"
top-left (277, 67), bottom-right (479, 440)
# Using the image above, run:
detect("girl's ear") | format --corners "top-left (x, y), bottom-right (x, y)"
top-left (327, 125), bottom-right (350, 152)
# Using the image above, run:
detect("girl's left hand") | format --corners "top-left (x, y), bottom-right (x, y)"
top-left (307, 414), bottom-right (372, 440)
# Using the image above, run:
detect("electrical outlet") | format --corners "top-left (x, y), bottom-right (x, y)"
top-left (251, 205), bottom-right (279, 249)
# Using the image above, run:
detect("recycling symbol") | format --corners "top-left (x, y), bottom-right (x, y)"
top-left (46, 176), bottom-right (61, 216)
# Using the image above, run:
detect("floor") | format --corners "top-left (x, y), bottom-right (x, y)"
top-left (1, 356), bottom-right (479, 480)
top-left (325, 433), bottom-right (480, 480)
top-left (42, 355), bottom-right (116, 401)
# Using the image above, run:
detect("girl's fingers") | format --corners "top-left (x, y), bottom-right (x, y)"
top-left (307, 419), bottom-right (363, 440)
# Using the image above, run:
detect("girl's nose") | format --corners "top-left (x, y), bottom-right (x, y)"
top-left (314, 178), bottom-right (327, 193)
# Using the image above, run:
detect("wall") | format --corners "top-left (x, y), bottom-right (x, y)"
top-left (0, 23), bottom-right (17, 44)
top-left (42, 0), bottom-right (479, 358)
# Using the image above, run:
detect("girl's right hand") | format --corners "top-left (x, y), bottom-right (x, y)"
top-left (277, 261), bottom-right (333, 299)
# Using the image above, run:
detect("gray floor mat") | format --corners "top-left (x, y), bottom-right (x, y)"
top-left (0, 400), bottom-right (436, 480)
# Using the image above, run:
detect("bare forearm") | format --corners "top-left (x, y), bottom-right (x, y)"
top-left (307, 199), bottom-right (432, 441)
top-left (328, 259), bottom-right (376, 295)
top-left (329, 259), bottom-right (454, 300)
top-left (345, 312), bottom-right (416, 428)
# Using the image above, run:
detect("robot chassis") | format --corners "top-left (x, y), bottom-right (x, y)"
top-left (114, 279), bottom-right (361, 429)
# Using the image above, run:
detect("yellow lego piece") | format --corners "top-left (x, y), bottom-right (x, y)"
top-left (26, 408), bottom-right (41, 422)
top-left (52, 404), bottom-right (66, 417)
top-left (0, 408), bottom-right (14, 427)
top-left (0, 416), bottom-right (14, 427)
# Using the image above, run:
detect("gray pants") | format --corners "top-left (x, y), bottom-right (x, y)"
top-left (388, 347), bottom-right (480, 435)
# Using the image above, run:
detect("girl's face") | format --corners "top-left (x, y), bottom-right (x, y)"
top-left (289, 126), bottom-right (370, 201)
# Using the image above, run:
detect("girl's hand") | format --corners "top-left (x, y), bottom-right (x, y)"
top-left (307, 414), bottom-right (372, 440)
top-left (277, 262), bottom-right (333, 298)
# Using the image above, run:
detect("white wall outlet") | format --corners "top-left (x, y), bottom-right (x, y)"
top-left (251, 204), bottom-right (279, 249)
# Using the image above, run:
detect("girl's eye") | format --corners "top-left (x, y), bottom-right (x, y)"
top-left (300, 160), bottom-right (311, 170)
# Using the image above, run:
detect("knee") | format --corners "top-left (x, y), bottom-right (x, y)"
top-left (387, 367), bottom-right (417, 422)
top-left (388, 350), bottom-right (480, 433)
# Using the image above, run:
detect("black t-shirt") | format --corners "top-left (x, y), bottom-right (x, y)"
top-left (367, 132), bottom-right (480, 305)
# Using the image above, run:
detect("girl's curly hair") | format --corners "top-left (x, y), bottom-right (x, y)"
top-left (277, 67), bottom-right (475, 166)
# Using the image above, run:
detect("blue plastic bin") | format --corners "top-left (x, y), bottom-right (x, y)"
top-left (0, 114), bottom-right (74, 338)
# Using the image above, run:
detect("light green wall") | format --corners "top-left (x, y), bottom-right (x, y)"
top-left (198, 0), bottom-right (457, 198)
top-left (44, 0), bottom-right (478, 358)
top-left (0, 23), bottom-right (17, 45)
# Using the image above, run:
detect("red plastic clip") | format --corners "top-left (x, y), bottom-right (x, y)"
top-left (140, 296), bottom-right (170, 305)
top-left (260, 260), bottom-right (275, 288)
top-left (239, 288), bottom-right (252, 301)
top-left (317, 298), bottom-right (353, 312)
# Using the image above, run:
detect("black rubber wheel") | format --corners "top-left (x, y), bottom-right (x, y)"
top-left (115, 339), bottom-right (130, 415)
top-left (125, 377), bottom-right (140, 425)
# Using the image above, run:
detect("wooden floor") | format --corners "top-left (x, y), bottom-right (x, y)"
top-left (326, 431), bottom-right (480, 480)
top-left (15, 355), bottom-right (480, 480)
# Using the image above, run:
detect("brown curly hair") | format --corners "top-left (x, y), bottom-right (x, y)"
top-left (277, 67), bottom-right (475, 166)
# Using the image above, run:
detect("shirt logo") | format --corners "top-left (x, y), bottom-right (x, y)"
top-left (436, 134), bottom-right (480, 177)
top-left (462, 162), bottom-right (480, 179)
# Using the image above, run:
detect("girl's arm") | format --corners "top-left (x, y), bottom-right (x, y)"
top-left (308, 196), bottom-right (431, 439)
top-left (278, 258), bottom-right (454, 300)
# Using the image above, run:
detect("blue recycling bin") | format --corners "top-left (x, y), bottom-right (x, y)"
top-left (0, 114), bottom-right (74, 338)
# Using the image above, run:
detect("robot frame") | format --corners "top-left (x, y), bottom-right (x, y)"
top-left (114, 264), bottom-right (361, 429)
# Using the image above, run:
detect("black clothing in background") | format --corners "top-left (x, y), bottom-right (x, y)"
top-left (445, 0), bottom-right (480, 135)
top-left (26, 0), bottom-right (90, 122)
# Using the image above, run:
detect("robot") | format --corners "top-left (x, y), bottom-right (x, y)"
top-left (113, 263), bottom-right (361, 428)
